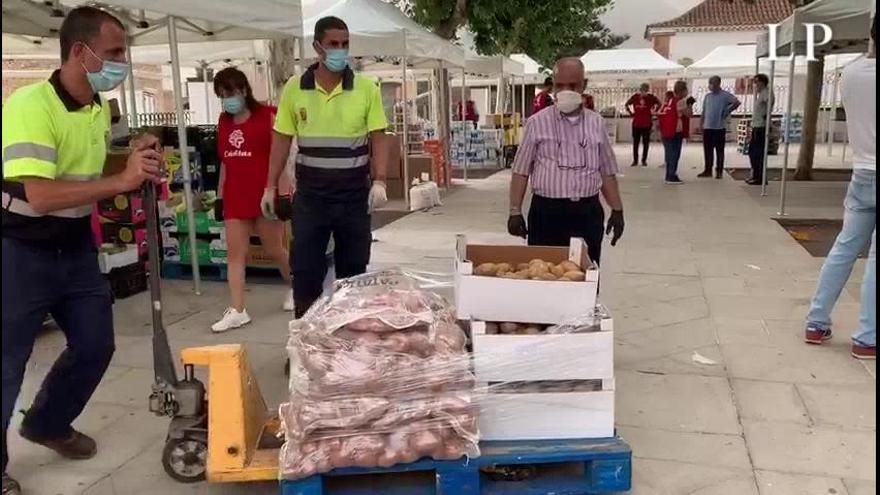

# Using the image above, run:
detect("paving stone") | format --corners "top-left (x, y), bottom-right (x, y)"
top-left (798, 383), bottom-right (876, 429)
top-left (755, 470), bottom-right (848, 495)
top-left (618, 425), bottom-right (751, 469)
top-left (745, 421), bottom-right (876, 480)
top-left (629, 457), bottom-right (758, 495)
top-left (732, 379), bottom-right (811, 425)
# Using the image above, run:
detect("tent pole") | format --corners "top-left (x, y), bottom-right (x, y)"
top-left (168, 16), bottom-right (202, 293)
top-left (401, 31), bottom-right (411, 207)
top-left (520, 75), bottom-right (526, 120)
top-left (778, 55), bottom-right (796, 217)
top-left (761, 60), bottom-right (775, 197)
top-left (826, 62), bottom-right (839, 157)
top-left (126, 40), bottom-right (139, 128)
top-left (118, 78), bottom-right (129, 125)
top-left (202, 61), bottom-right (211, 123)
top-left (614, 79), bottom-right (622, 144)
top-left (461, 68), bottom-right (468, 181)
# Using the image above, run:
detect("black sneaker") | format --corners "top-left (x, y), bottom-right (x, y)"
top-left (664, 178), bottom-right (684, 185)
top-left (697, 171), bottom-right (713, 178)
top-left (715, 170), bottom-right (724, 179)
top-left (630, 162), bottom-right (639, 167)
top-left (19, 427), bottom-right (97, 460)
top-left (641, 162), bottom-right (648, 167)
top-left (2, 473), bottom-right (21, 495)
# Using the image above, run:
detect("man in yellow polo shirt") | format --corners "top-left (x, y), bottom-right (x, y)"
top-left (1, 7), bottom-right (162, 493)
top-left (265, 16), bottom-right (390, 319)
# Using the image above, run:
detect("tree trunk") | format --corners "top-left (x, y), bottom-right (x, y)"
top-left (433, 0), bottom-right (468, 39)
top-left (794, 56), bottom-right (824, 181)
top-left (268, 38), bottom-right (299, 98)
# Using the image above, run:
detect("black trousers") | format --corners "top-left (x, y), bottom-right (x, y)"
top-left (2, 237), bottom-right (115, 471)
top-left (290, 193), bottom-right (371, 317)
top-left (527, 194), bottom-right (605, 265)
top-left (632, 126), bottom-right (652, 164)
top-left (702, 129), bottom-right (727, 173)
top-left (748, 127), bottom-right (767, 183)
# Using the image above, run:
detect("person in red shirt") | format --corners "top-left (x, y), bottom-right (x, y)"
top-left (532, 76), bottom-right (554, 114)
top-left (657, 80), bottom-right (692, 185)
top-left (456, 98), bottom-right (479, 124)
top-left (625, 83), bottom-right (661, 167)
top-left (211, 67), bottom-right (292, 332)
top-left (582, 91), bottom-right (595, 111)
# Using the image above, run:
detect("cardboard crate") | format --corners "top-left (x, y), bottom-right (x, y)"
top-left (98, 193), bottom-right (145, 224)
top-left (477, 381), bottom-right (615, 441)
top-left (471, 318), bottom-right (613, 382)
top-left (454, 236), bottom-right (599, 324)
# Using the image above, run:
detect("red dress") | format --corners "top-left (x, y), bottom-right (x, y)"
top-left (217, 104), bottom-right (276, 220)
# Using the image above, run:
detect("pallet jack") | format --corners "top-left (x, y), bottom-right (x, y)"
top-left (143, 180), bottom-right (284, 483)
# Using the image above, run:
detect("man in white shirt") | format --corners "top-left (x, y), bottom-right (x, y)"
top-left (805, 16), bottom-right (876, 360)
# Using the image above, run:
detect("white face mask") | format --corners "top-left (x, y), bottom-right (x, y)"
top-left (555, 90), bottom-right (582, 114)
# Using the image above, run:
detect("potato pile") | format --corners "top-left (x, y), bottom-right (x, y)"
top-left (280, 270), bottom-right (478, 480)
top-left (473, 259), bottom-right (586, 282)
top-left (484, 322), bottom-right (549, 335)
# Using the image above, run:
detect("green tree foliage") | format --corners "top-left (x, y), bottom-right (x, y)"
top-left (396, 0), bottom-right (627, 65)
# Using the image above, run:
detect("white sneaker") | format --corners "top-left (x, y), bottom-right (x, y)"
top-left (211, 308), bottom-right (251, 333)
top-left (283, 289), bottom-right (294, 312)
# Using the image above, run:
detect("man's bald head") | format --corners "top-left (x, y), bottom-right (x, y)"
top-left (553, 57), bottom-right (585, 93)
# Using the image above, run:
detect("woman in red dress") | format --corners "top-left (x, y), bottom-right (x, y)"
top-left (211, 67), bottom-right (291, 332)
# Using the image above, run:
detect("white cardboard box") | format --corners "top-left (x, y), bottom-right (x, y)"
top-left (471, 318), bottom-right (613, 382)
top-left (477, 381), bottom-right (615, 440)
top-left (454, 235), bottom-right (599, 324)
top-left (97, 245), bottom-right (139, 274)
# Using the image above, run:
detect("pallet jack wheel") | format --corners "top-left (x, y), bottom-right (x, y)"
top-left (162, 437), bottom-right (208, 483)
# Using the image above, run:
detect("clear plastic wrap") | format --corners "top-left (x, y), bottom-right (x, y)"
top-left (280, 269), bottom-right (478, 480)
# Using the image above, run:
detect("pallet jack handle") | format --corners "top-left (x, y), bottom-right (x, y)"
top-left (144, 178), bottom-right (180, 394)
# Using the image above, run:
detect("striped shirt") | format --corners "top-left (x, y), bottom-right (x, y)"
top-left (512, 106), bottom-right (619, 199)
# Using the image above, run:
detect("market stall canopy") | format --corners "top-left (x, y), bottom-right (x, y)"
top-left (459, 31), bottom-right (524, 77)
top-left (756, 0), bottom-right (872, 57)
top-left (511, 53), bottom-right (549, 84)
top-left (2, 34), bottom-right (268, 67)
top-left (300, 0), bottom-right (464, 68)
top-left (1, 0), bottom-right (302, 44)
top-left (687, 44), bottom-right (863, 78)
top-left (581, 48), bottom-right (684, 81)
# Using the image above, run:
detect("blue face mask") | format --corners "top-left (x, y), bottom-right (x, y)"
top-left (82, 45), bottom-right (129, 93)
top-left (323, 48), bottom-right (349, 73)
top-left (222, 95), bottom-right (245, 115)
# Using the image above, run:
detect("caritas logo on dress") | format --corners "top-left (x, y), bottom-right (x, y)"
top-left (225, 129), bottom-right (252, 158)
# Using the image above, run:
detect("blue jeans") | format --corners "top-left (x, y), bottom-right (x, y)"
top-left (2, 236), bottom-right (115, 471)
top-left (663, 134), bottom-right (684, 181)
top-left (807, 169), bottom-right (876, 346)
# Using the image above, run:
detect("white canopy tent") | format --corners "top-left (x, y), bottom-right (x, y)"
top-left (510, 53), bottom-right (548, 85)
top-left (756, 0), bottom-right (872, 58)
top-left (687, 44), bottom-right (861, 78)
top-left (580, 48), bottom-right (685, 81)
top-left (2, 0), bottom-right (303, 293)
top-left (1, 0), bottom-right (302, 45)
top-left (753, 0), bottom-right (872, 213)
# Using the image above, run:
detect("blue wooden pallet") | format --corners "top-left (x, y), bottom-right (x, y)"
top-left (280, 437), bottom-right (632, 495)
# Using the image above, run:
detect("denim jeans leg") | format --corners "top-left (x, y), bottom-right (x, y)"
top-left (663, 139), bottom-right (675, 180)
top-left (807, 171), bottom-right (877, 330)
top-left (853, 230), bottom-right (876, 347)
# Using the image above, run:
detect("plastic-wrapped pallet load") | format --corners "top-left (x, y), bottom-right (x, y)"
top-left (280, 269), bottom-right (478, 480)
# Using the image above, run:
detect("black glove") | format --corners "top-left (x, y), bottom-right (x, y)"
top-left (605, 209), bottom-right (624, 246)
top-left (507, 214), bottom-right (528, 239)
top-left (214, 198), bottom-right (224, 221)
top-left (275, 194), bottom-right (293, 221)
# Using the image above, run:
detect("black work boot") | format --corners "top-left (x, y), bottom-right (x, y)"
top-left (19, 427), bottom-right (97, 460)
top-left (2, 473), bottom-right (21, 495)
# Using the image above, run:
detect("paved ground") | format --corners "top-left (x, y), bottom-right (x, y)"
top-left (7, 143), bottom-right (875, 494)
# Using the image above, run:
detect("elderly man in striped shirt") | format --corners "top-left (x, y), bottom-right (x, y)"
top-left (508, 58), bottom-right (625, 264)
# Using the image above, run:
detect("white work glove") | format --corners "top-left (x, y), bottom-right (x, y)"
top-left (367, 180), bottom-right (387, 213)
top-left (261, 187), bottom-right (278, 219)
